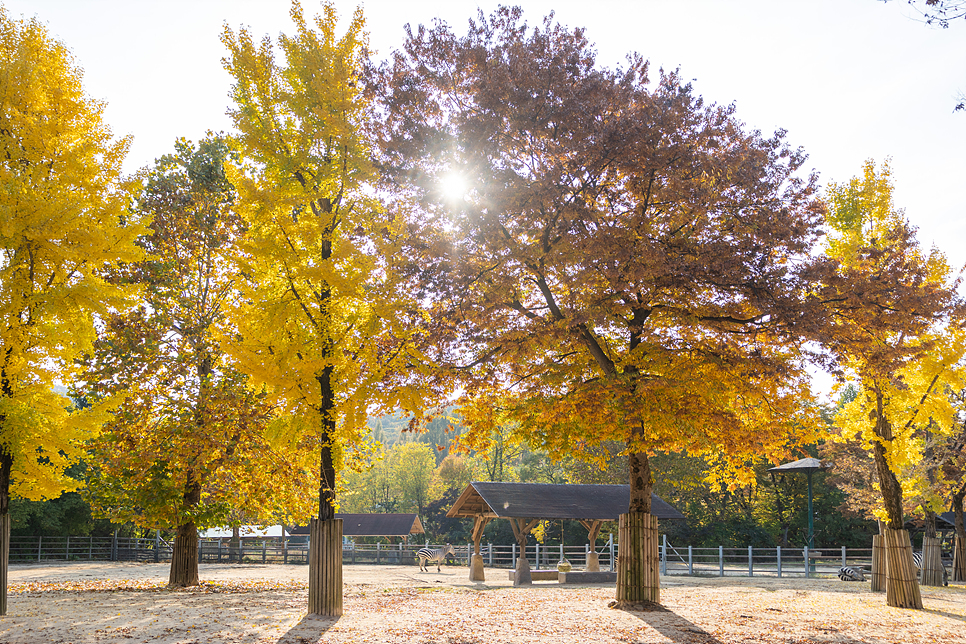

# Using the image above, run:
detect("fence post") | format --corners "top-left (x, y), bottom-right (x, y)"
top-left (65, 535), bottom-right (70, 561)
top-left (749, 545), bottom-right (753, 577)
top-left (719, 545), bottom-right (724, 577)
top-left (841, 545), bottom-right (847, 568)
top-left (609, 533), bottom-right (615, 572)
top-left (560, 543), bottom-right (564, 563)
top-left (804, 546), bottom-right (809, 578)
top-left (777, 545), bottom-right (782, 577)
top-left (89, 536), bottom-right (93, 560)
top-left (535, 543), bottom-right (540, 569)
top-left (488, 543), bottom-right (493, 566)
top-left (661, 534), bottom-right (667, 575)
top-left (154, 531), bottom-right (160, 563)
top-left (112, 531), bottom-right (118, 562)
top-left (688, 545), bottom-right (693, 575)
top-left (512, 542), bottom-right (516, 569)
top-left (376, 541), bottom-right (380, 564)
top-left (37, 536), bottom-right (42, 562)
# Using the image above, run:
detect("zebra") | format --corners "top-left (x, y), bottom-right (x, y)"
top-left (837, 566), bottom-right (867, 581)
top-left (416, 544), bottom-right (456, 572)
top-left (912, 551), bottom-right (949, 586)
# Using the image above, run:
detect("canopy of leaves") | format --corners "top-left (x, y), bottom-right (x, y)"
top-left (821, 159), bottom-right (966, 527)
top-left (378, 7), bottom-right (825, 483)
top-left (82, 137), bottom-right (316, 531)
top-left (221, 3), bottom-right (435, 517)
top-left (0, 8), bottom-right (144, 504)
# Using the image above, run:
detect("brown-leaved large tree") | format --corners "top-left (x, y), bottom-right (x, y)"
top-left (378, 7), bottom-right (826, 603)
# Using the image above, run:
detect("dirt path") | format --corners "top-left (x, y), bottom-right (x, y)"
top-left (1, 562), bottom-right (964, 643)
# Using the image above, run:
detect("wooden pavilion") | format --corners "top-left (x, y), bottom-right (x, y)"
top-left (447, 482), bottom-right (685, 582)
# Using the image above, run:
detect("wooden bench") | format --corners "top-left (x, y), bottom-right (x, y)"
top-left (508, 569), bottom-right (559, 581)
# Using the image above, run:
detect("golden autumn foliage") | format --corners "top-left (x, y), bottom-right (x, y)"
top-left (0, 9), bottom-right (143, 507)
top-left (221, 1), bottom-right (432, 524)
top-left (82, 138), bottom-right (319, 586)
top-left (378, 7), bottom-right (826, 506)
top-left (823, 160), bottom-right (966, 530)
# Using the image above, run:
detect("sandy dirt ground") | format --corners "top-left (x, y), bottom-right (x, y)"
top-left (0, 561), bottom-right (964, 643)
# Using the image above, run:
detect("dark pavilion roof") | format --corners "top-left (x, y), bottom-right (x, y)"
top-left (289, 514), bottom-right (424, 537)
top-left (446, 482), bottom-right (685, 521)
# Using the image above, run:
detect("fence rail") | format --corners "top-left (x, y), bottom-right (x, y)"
top-left (9, 535), bottom-right (950, 580)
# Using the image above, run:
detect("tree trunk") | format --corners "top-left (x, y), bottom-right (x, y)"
top-left (0, 445), bottom-right (11, 616)
top-left (924, 509), bottom-right (937, 539)
top-left (871, 533), bottom-right (886, 592)
top-left (309, 365), bottom-right (341, 616)
top-left (308, 518), bottom-right (343, 616)
top-left (169, 477), bottom-right (202, 587)
top-left (229, 526), bottom-right (240, 562)
top-left (616, 443), bottom-right (659, 606)
top-left (953, 488), bottom-right (966, 582)
top-left (920, 535), bottom-right (944, 587)
top-left (616, 512), bottom-right (660, 605)
top-left (627, 449), bottom-right (652, 514)
top-left (169, 521), bottom-right (200, 587)
top-left (871, 429), bottom-right (904, 530)
top-left (868, 391), bottom-right (922, 607)
top-left (884, 527), bottom-right (923, 609)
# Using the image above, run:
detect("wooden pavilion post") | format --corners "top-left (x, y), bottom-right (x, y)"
top-left (509, 518), bottom-right (539, 586)
top-left (579, 520), bottom-right (602, 572)
top-left (469, 516), bottom-right (491, 582)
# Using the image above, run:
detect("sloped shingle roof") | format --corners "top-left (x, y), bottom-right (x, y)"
top-left (446, 482), bottom-right (685, 521)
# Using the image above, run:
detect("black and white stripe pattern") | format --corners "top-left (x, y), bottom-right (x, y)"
top-left (913, 551), bottom-right (949, 586)
top-left (416, 544), bottom-right (456, 572)
top-left (837, 566), bottom-right (867, 581)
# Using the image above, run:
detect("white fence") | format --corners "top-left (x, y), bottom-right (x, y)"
top-left (13, 534), bottom-right (947, 579)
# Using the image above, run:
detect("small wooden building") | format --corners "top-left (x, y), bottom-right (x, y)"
top-left (447, 481), bottom-right (685, 581)
top-left (290, 513), bottom-right (424, 541)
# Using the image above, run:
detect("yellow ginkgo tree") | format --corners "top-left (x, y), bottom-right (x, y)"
top-left (221, 1), bottom-right (431, 616)
top-left (823, 159), bottom-right (966, 608)
top-left (0, 9), bottom-right (144, 614)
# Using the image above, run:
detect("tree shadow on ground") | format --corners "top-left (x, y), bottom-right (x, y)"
top-left (276, 614), bottom-right (337, 643)
top-left (623, 604), bottom-right (870, 643)
top-left (925, 608), bottom-right (966, 623)
top-left (620, 603), bottom-right (724, 643)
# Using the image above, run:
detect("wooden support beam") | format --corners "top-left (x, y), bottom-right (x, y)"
top-left (578, 520), bottom-right (602, 544)
top-left (471, 516), bottom-right (492, 555)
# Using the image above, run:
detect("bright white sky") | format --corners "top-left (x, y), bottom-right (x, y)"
top-left (6, 0), bottom-right (966, 316)
top-left (8, 0), bottom-right (965, 265)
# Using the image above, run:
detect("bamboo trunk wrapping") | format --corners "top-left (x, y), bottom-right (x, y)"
top-left (954, 534), bottom-right (966, 583)
top-left (871, 534), bottom-right (885, 592)
top-left (168, 524), bottom-right (200, 587)
top-left (920, 536), bottom-right (944, 587)
top-left (308, 518), bottom-right (343, 616)
top-left (616, 513), bottom-right (660, 604)
top-left (0, 514), bottom-right (8, 616)
top-left (884, 528), bottom-right (923, 609)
